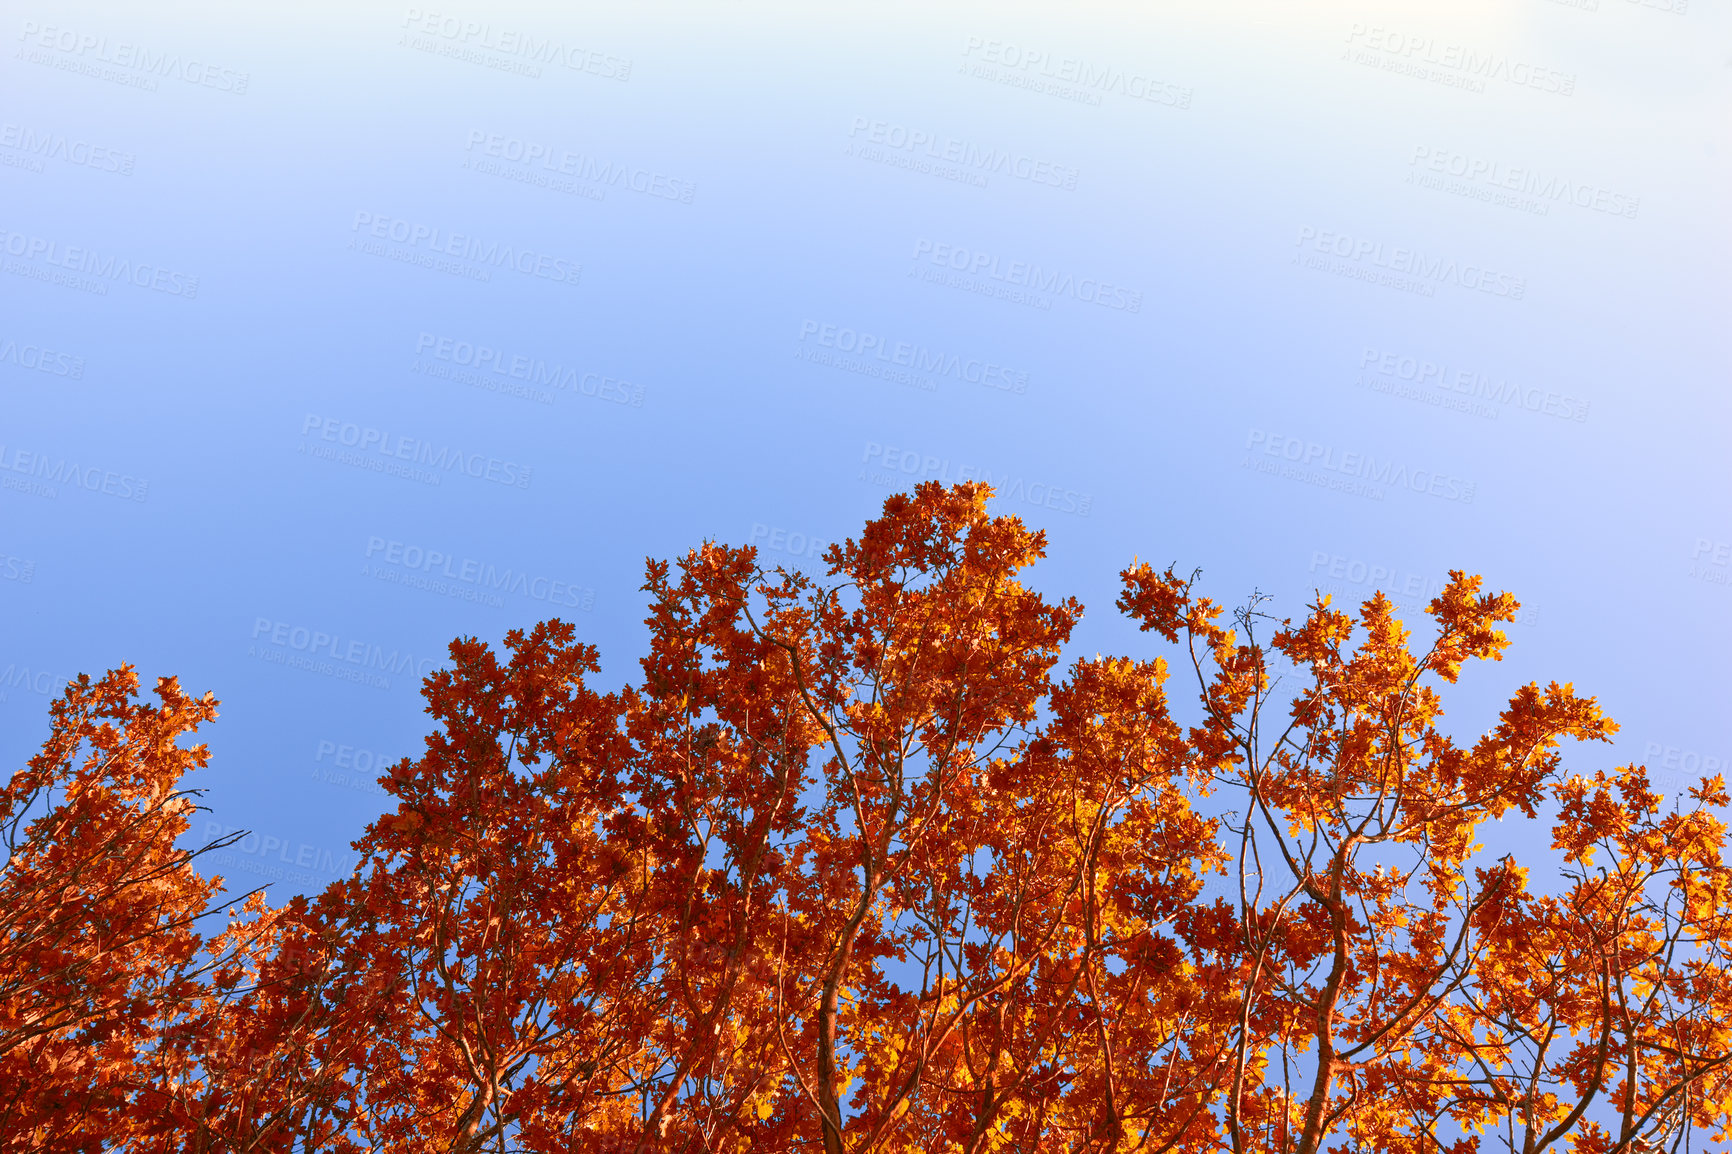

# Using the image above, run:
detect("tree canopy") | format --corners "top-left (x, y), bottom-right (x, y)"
top-left (5, 482), bottom-right (1729, 1153)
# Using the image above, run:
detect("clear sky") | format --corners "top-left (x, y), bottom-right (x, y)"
top-left (2, 0), bottom-right (1727, 894)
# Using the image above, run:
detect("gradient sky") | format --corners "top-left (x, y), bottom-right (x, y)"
top-left (2, 0), bottom-right (1727, 893)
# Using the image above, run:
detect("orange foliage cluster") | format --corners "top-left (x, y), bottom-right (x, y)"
top-left (6, 483), bottom-right (1732, 1152)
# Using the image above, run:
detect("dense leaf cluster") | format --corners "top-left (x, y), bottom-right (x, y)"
top-left (5, 483), bottom-right (1730, 1153)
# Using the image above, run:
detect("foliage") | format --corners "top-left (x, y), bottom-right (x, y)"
top-left (6, 483), bottom-right (1730, 1153)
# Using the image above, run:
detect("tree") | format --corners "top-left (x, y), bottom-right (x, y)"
top-left (1453, 766), bottom-right (1732, 1153)
top-left (618, 484), bottom-right (1224, 1153)
top-left (1115, 563), bottom-right (1732, 1154)
top-left (0, 668), bottom-right (262, 1152)
top-left (7, 481), bottom-right (1731, 1153)
top-left (279, 621), bottom-right (659, 1152)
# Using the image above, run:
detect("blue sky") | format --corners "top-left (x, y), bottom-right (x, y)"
top-left (2, 0), bottom-right (1727, 894)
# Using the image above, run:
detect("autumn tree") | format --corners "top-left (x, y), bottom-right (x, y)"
top-left (0, 668), bottom-right (265, 1152)
top-left (619, 483), bottom-right (1227, 1153)
top-left (129, 892), bottom-right (358, 1154)
top-left (1450, 765), bottom-right (1732, 1152)
top-left (1116, 562), bottom-right (1732, 1154)
top-left (267, 621), bottom-right (660, 1152)
top-left (8, 481), bottom-right (1732, 1154)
